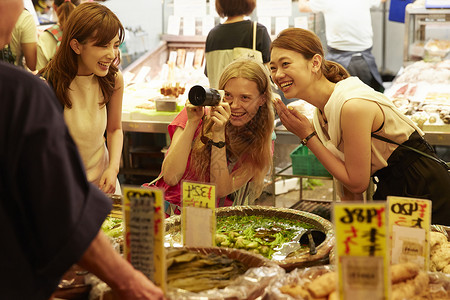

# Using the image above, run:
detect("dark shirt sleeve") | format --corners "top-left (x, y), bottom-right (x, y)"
top-left (257, 23), bottom-right (272, 63)
top-left (0, 63), bottom-right (112, 299)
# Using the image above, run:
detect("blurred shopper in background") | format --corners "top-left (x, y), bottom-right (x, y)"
top-left (36, 0), bottom-right (79, 70)
top-left (205, 0), bottom-right (271, 89)
top-left (271, 28), bottom-right (450, 226)
top-left (7, 7), bottom-right (37, 70)
top-left (40, 2), bottom-right (124, 195)
top-left (0, 0), bottom-right (165, 299)
top-left (298, 0), bottom-right (385, 92)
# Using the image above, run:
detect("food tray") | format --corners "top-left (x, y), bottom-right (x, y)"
top-left (290, 144), bottom-right (331, 177)
top-left (165, 206), bottom-right (335, 272)
top-left (155, 96), bottom-right (178, 112)
top-left (166, 246), bottom-right (284, 300)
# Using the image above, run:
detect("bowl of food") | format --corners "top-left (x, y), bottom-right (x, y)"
top-left (165, 206), bottom-right (335, 271)
top-left (165, 246), bottom-right (284, 300)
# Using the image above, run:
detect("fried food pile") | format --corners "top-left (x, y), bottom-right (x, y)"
top-left (166, 249), bottom-right (248, 292)
top-left (430, 231), bottom-right (450, 274)
top-left (280, 270), bottom-right (338, 300)
top-left (279, 262), bottom-right (450, 300)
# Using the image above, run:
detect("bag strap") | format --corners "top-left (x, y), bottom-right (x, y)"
top-left (252, 21), bottom-right (257, 51)
top-left (372, 133), bottom-right (450, 169)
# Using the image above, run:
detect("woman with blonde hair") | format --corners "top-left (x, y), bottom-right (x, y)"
top-left (154, 59), bottom-right (274, 216)
top-left (39, 2), bottom-right (125, 194)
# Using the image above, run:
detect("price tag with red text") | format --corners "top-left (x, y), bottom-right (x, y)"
top-left (181, 180), bottom-right (216, 247)
top-left (334, 202), bottom-right (390, 300)
top-left (388, 196), bottom-right (431, 270)
top-left (122, 186), bottom-right (166, 291)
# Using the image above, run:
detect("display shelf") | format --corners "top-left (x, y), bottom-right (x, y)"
top-left (274, 165), bottom-right (337, 203)
top-left (403, 5), bottom-right (450, 65)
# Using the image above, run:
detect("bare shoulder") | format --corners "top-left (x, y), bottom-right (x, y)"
top-left (342, 98), bottom-right (380, 116)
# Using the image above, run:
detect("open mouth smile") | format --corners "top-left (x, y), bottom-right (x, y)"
top-left (279, 81), bottom-right (293, 92)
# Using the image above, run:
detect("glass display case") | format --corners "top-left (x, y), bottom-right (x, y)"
top-left (403, 4), bottom-right (450, 65)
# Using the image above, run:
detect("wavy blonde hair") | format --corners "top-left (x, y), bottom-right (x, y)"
top-left (188, 59), bottom-right (274, 199)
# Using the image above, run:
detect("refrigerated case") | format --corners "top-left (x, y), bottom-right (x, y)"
top-left (403, 4), bottom-right (450, 65)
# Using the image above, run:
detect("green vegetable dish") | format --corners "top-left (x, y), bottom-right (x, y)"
top-left (215, 215), bottom-right (314, 259)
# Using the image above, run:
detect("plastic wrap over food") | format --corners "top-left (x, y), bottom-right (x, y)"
top-left (264, 264), bottom-right (450, 300)
top-left (165, 206), bottom-right (335, 271)
top-left (166, 247), bottom-right (285, 300)
top-left (263, 264), bottom-right (335, 300)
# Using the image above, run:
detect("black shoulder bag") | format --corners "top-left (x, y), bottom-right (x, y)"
top-left (372, 133), bottom-right (450, 171)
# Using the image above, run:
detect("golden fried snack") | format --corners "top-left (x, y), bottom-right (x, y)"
top-left (431, 244), bottom-right (450, 271)
top-left (280, 284), bottom-right (312, 299)
top-left (430, 232), bottom-right (448, 251)
top-left (328, 291), bottom-right (339, 300)
top-left (307, 272), bottom-right (337, 298)
top-left (391, 271), bottom-right (429, 300)
top-left (391, 262), bottom-right (420, 284)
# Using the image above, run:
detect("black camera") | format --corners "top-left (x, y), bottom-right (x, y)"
top-left (188, 85), bottom-right (223, 106)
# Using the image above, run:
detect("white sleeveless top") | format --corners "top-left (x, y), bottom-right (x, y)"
top-left (64, 75), bottom-right (108, 186)
top-left (313, 77), bottom-right (423, 174)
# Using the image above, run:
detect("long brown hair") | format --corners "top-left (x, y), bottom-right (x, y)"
top-left (55, 0), bottom-right (77, 30)
top-left (271, 28), bottom-right (349, 83)
top-left (39, 2), bottom-right (124, 108)
top-left (189, 59), bottom-right (274, 199)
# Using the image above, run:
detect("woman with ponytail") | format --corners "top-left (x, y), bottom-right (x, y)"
top-left (270, 28), bottom-right (450, 225)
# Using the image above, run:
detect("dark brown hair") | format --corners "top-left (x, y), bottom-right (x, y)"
top-left (215, 0), bottom-right (256, 18)
top-left (271, 28), bottom-right (349, 83)
top-left (39, 2), bottom-right (124, 108)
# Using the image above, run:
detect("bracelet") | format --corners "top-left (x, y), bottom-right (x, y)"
top-left (208, 139), bottom-right (226, 148)
top-left (301, 131), bottom-right (317, 146)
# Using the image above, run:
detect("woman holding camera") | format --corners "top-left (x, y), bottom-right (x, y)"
top-left (153, 59), bottom-right (274, 216)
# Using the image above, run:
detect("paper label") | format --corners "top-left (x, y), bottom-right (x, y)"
top-left (122, 186), bottom-right (166, 291)
top-left (334, 202), bottom-right (390, 300)
top-left (181, 180), bottom-right (216, 247)
top-left (388, 196), bottom-right (431, 270)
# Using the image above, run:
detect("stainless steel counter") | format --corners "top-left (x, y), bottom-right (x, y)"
top-left (274, 126), bottom-right (450, 146)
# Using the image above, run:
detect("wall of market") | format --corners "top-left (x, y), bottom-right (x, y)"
top-left (102, 0), bottom-right (406, 78)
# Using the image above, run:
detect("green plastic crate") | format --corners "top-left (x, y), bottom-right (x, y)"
top-left (289, 144), bottom-right (332, 177)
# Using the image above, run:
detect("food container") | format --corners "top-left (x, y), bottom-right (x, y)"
top-left (166, 246), bottom-right (284, 300)
top-left (165, 206), bottom-right (335, 272)
top-left (290, 144), bottom-right (332, 177)
top-left (155, 96), bottom-right (178, 112)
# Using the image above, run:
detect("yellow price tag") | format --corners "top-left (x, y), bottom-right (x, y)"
top-left (334, 202), bottom-right (390, 300)
top-left (388, 196), bottom-right (431, 270)
top-left (181, 180), bottom-right (216, 247)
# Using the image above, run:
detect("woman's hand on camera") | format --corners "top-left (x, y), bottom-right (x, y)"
top-left (185, 100), bottom-right (204, 123)
top-left (273, 98), bottom-right (314, 139)
top-left (210, 101), bottom-right (231, 133)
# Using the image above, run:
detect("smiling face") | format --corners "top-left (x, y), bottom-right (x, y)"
top-left (270, 47), bottom-right (315, 99)
top-left (223, 77), bottom-right (265, 127)
top-left (72, 33), bottom-right (120, 76)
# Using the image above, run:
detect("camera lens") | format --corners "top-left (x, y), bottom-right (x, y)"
top-left (188, 85), bottom-right (221, 106)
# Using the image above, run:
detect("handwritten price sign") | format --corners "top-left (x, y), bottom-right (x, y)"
top-left (334, 202), bottom-right (390, 300)
top-left (181, 180), bottom-right (216, 247)
top-left (388, 196), bottom-right (431, 270)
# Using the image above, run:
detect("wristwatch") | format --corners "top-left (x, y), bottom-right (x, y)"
top-left (301, 131), bottom-right (317, 146)
top-left (208, 140), bottom-right (226, 148)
